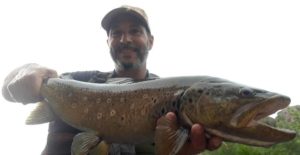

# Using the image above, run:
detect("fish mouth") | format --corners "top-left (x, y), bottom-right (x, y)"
top-left (219, 95), bottom-right (297, 146)
top-left (230, 95), bottom-right (291, 128)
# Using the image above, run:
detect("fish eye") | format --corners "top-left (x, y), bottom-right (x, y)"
top-left (239, 88), bottom-right (255, 97)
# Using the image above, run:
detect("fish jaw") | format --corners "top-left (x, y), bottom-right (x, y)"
top-left (230, 95), bottom-right (291, 128)
top-left (207, 121), bottom-right (296, 147)
top-left (219, 94), bottom-right (297, 146)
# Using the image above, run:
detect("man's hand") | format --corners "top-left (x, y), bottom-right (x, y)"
top-left (157, 112), bottom-right (222, 155)
top-left (2, 63), bottom-right (58, 104)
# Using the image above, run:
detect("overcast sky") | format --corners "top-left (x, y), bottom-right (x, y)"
top-left (0, 0), bottom-right (299, 154)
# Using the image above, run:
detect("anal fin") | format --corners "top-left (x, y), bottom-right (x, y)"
top-left (89, 141), bottom-right (109, 155)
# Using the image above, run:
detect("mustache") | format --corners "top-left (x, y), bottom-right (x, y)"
top-left (115, 43), bottom-right (139, 52)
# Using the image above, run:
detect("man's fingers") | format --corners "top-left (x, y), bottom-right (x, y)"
top-left (156, 112), bottom-right (177, 129)
top-left (42, 68), bottom-right (58, 78)
top-left (190, 124), bottom-right (206, 151)
top-left (157, 112), bottom-right (223, 155)
top-left (5, 64), bottom-right (57, 104)
top-left (207, 136), bottom-right (223, 150)
top-left (164, 112), bottom-right (177, 122)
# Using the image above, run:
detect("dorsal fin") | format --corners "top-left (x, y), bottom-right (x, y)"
top-left (105, 78), bottom-right (134, 84)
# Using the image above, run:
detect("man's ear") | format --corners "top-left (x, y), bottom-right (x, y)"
top-left (106, 30), bottom-right (111, 46)
top-left (106, 36), bottom-right (112, 47)
top-left (148, 34), bottom-right (154, 50)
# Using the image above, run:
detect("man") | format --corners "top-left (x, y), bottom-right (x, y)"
top-left (2, 5), bottom-right (222, 155)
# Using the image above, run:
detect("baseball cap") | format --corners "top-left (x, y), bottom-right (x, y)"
top-left (101, 5), bottom-right (151, 34)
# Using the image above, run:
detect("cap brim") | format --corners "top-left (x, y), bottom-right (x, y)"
top-left (101, 8), bottom-right (150, 33)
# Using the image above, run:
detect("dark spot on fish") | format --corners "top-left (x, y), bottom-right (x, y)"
top-left (197, 89), bottom-right (203, 94)
top-left (161, 107), bottom-right (166, 114)
top-left (188, 98), bottom-right (193, 103)
top-left (172, 101), bottom-right (176, 107)
top-left (121, 116), bottom-right (125, 121)
top-left (80, 88), bottom-right (89, 92)
top-left (176, 100), bottom-right (181, 110)
top-left (205, 92), bottom-right (210, 95)
top-left (153, 98), bottom-right (157, 103)
top-left (165, 92), bottom-right (170, 96)
top-left (219, 121), bottom-right (222, 125)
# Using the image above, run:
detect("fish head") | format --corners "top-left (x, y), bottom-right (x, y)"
top-left (179, 80), bottom-right (296, 146)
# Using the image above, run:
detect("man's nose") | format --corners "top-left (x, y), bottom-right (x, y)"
top-left (120, 33), bottom-right (132, 43)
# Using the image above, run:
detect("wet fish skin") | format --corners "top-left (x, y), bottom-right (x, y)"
top-left (26, 76), bottom-right (296, 155)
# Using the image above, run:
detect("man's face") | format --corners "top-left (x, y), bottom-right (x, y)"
top-left (107, 17), bottom-right (153, 70)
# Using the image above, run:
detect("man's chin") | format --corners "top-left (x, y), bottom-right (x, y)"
top-left (115, 59), bottom-right (144, 70)
top-left (121, 63), bottom-right (134, 69)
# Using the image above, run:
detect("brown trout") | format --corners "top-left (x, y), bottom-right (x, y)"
top-left (26, 76), bottom-right (296, 155)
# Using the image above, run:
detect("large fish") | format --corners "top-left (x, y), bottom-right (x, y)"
top-left (26, 76), bottom-right (296, 155)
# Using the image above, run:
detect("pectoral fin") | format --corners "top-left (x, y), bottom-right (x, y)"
top-left (89, 141), bottom-right (109, 155)
top-left (26, 101), bottom-right (56, 124)
top-left (71, 132), bottom-right (100, 155)
top-left (155, 116), bottom-right (189, 155)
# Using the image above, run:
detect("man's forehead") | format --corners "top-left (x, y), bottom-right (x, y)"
top-left (109, 15), bottom-right (146, 30)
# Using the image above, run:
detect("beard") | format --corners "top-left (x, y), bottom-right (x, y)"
top-left (121, 62), bottom-right (137, 70)
top-left (110, 43), bottom-right (148, 70)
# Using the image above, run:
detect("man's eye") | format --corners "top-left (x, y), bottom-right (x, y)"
top-left (130, 29), bottom-right (142, 35)
top-left (111, 31), bottom-right (121, 37)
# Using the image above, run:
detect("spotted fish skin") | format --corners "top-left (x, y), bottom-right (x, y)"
top-left (26, 76), bottom-right (296, 154)
top-left (39, 76), bottom-right (206, 144)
